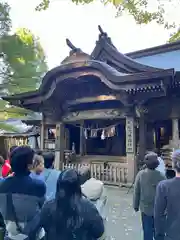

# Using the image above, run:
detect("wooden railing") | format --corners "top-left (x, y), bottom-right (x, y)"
top-left (62, 163), bottom-right (128, 186)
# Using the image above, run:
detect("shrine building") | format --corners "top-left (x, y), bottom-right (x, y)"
top-left (3, 26), bottom-right (180, 183)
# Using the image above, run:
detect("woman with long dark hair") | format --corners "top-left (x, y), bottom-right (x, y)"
top-left (31, 168), bottom-right (104, 240)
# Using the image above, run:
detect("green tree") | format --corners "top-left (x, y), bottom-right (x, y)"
top-left (35, 0), bottom-right (180, 42)
top-left (169, 29), bottom-right (180, 43)
top-left (0, 2), bottom-right (11, 37)
top-left (1, 28), bottom-right (47, 94)
top-left (0, 2), bottom-right (47, 130)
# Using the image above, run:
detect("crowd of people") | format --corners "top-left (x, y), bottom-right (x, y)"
top-left (0, 146), bottom-right (107, 240)
top-left (133, 150), bottom-right (180, 240)
top-left (0, 145), bottom-right (180, 240)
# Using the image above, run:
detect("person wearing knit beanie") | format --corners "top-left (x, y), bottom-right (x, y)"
top-left (144, 152), bottom-right (159, 170)
top-left (133, 151), bottom-right (165, 240)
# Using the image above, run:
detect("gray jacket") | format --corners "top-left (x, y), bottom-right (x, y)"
top-left (133, 168), bottom-right (165, 216)
top-left (155, 178), bottom-right (180, 240)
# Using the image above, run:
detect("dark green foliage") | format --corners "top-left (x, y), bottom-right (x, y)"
top-left (0, 2), bottom-right (47, 127)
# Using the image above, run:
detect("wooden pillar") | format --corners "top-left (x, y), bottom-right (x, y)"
top-left (40, 114), bottom-right (45, 150)
top-left (136, 105), bottom-right (148, 163)
top-left (170, 103), bottom-right (180, 149)
top-left (126, 115), bottom-right (136, 183)
top-left (139, 113), bottom-right (147, 161)
top-left (79, 125), bottom-right (84, 156)
top-left (54, 122), bottom-right (65, 170)
top-left (172, 118), bottom-right (179, 149)
top-left (44, 126), bottom-right (49, 149)
top-left (79, 122), bottom-right (86, 156)
top-left (146, 123), bottom-right (155, 151)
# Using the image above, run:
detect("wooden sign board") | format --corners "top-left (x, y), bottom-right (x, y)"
top-left (126, 117), bottom-right (135, 153)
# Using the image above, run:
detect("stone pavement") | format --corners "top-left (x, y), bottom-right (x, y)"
top-left (105, 186), bottom-right (142, 240)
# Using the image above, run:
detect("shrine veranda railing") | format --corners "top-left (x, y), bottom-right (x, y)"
top-left (62, 163), bottom-right (128, 186)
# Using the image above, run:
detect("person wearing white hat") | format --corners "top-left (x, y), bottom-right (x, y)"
top-left (79, 167), bottom-right (107, 240)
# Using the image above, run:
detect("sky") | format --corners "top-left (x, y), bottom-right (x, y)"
top-left (6, 0), bottom-right (178, 69)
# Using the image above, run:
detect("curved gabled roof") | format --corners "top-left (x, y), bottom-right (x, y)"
top-left (2, 59), bottom-right (174, 102)
top-left (91, 25), bottom-right (162, 73)
top-left (39, 60), bottom-right (174, 94)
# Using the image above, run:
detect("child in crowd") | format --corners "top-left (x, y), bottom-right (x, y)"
top-left (79, 167), bottom-right (107, 240)
top-left (41, 152), bottom-right (61, 201)
top-left (2, 146), bottom-right (17, 178)
top-left (0, 156), bottom-right (4, 178)
top-left (30, 154), bottom-right (45, 181)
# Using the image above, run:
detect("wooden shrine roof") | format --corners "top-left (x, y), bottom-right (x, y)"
top-left (2, 60), bottom-right (174, 100)
top-left (2, 26), bottom-right (176, 114)
top-left (91, 26), bottom-right (161, 73)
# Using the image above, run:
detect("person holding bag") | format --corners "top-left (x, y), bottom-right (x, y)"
top-left (0, 146), bottom-right (46, 240)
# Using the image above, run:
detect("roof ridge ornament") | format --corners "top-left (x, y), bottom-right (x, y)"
top-left (98, 25), bottom-right (108, 39)
top-left (98, 25), bottom-right (107, 36)
top-left (61, 38), bottom-right (90, 64)
top-left (66, 38), bottom-right (82, 54)
top-left (97, 25), bottom-right (116, 49)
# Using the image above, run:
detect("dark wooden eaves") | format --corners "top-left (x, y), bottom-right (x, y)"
top-left (2, 60), bottom-right (174, 107)
top-left (2, 90), bottom-right (39, 101)
top-left (33, 60), bottom-right (175, 95)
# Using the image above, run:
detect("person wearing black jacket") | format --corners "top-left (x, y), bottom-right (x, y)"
top-left (30, 168), bottom-right (104, 240)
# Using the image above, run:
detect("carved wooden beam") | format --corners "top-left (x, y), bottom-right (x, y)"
top-left (42, 99), bottom-right (64, 122)
top-left (66, 95), bottom-right (117, 106)
top-left (160, 80), bottom-right (166, 94)
top-left (131, 89), bottom-right (166, 105)
top-left (116, 91), bottom-right (134, 107)
top-left (124, 106), bottom-right (135, 117)
top-left (135, 103), bottom-right (148, 118)
top-left (62, 108), bottom-right (125, 122)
